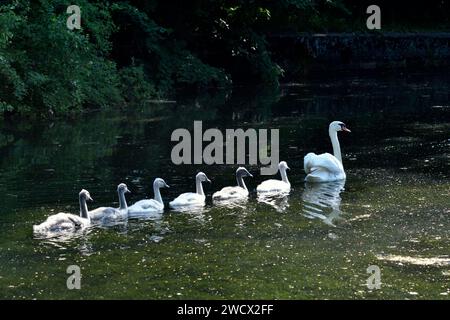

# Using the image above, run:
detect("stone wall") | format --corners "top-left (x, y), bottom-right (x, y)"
top-left (269, 32), bottom-right (450, 75)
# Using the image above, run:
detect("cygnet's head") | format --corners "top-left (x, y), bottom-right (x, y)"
top-left (278, 161), bottom-right (290, 171)
top-left (236, 167), bottom-right (253, 178)
top-left (196, 172), bottom-right (211, 183)
top-left (154, 178), bottom-right (169, 189)
top-left (79, 189), bottom-right (93, 201)
top-left (117, 183), bottom-right (131, 194)
top-left (329, 121), bottom-right (351, 133)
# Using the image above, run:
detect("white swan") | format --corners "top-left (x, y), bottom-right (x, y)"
top-left (89, 183), bottom-right (130, 224)
top-left (128, 178), bottom-right (169, 218)
top-left (256, 161), bottom-right (291, 194)
top-left (169, 172), bottom-right (211, 208)
top-left (213, 167), bottom-right (253, 202)
top-left (33, 189), bottom-right (92, 236)
top-left (304, 121), bottom-right (351, 182)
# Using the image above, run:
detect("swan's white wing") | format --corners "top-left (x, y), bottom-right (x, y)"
top-left (212, 186), bottom-right (248, 200)
top-left (256, 179), bottom-right (290, 193)
top-left (128, 200), bottom-right (163, 217)
top-left (33, 213), bottom-right (88, 235)
top-left (304, 153), bottom-right (346, 182)
top-left (44, 212), bottom-right (72, 225)
top-left (89, 207), bottom-right (126, 223)
top-left (130, 199), bottom-right (163, 211)
top-left (66, 214), bottom-right (90, 228)
top-left (34, 213), bottom-right (71, 231)
top-left (304, 153), bottom-right (343, 174)
top-left (88, 207), bottom-right (107, 221)
top-left (169, 193), bottom-right (205, 207)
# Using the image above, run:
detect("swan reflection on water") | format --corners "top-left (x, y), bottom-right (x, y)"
top-left (34, 227), bottom-right (92, 244)
top-left (257, 191), bottom-right (290, 213)
top-left (169, 204), bottom-right (211, 225)
top-left (35, 226), bottom-right (97, 255)
top-left (302, 180), bottom-right (346, 227)
top-left (213, 197), bottom-right (249, 210)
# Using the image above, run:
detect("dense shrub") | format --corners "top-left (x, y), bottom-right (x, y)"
top-left (1, 0), bottom-right (448, 117)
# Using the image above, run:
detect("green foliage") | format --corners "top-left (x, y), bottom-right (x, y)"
top-left (1, 0), bottom-right (448, 117)
top-left (110, 2), bottom-right (229, 95)
top-left (0, 0), bottom-right (122, 116)
top-left (0, 0), bottom-right (352, 117)
top-left (175, 53), bottom-right (228, 88)
top-left (119, 63), bottom-right (156, 107)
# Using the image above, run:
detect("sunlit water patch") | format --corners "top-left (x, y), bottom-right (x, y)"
top-left (377, 254), bottom-right (450, 267)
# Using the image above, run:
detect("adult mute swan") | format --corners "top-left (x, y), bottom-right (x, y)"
top-left (169, 172), bottom-right (211, 208)
top-left (89, 183), bottom-right (130, 224)
top-left (212, 167), bottom-right (253, 202)
top-left (256, 161), bottom-right (291, 194)
top-left (128, 178), bottom-right (169, 218)
top-left (304, 121), bottom-right (350, 182)
top-left (33, 189), bottom-right (92, 236)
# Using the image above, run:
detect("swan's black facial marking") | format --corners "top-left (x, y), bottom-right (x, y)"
top-left (237, 167), bottom-right (253, 178)
top-left (339, 122), bottom-right (351, 132)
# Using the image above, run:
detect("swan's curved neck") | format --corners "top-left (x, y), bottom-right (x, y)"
top-left (153, 184), bottom-right (163, 204)
top-left (79, 197), bottom-right (90, 221)
top-left (329, 129), bottom-right (343, 164)
top-left (236, 173), bottom-right (247, 190)
top-left (118, 190), bottom-right (128, 210)
top-left (280, 168), bottom-right (290, 184)
top-left (196, 178), bottom-right (205, 196)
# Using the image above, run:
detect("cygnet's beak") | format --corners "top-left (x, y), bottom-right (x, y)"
top-left (342, 126), bottom-right (351, 132)
top-left (247, 172), bottom-right (254, 178)
top-left (88, 195), bottom-right (93, 201)
top-left (125, 188), bottom-right (131, 193)
top-left (206, 178), bottom-right (212, 183)
top-left (164, 183), bottom-right (170, 188)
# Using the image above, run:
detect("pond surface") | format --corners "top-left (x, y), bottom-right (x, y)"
top-left (0, 72), bottom-right (449, 299)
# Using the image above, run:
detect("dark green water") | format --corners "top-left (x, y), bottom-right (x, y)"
top-left (0, 72), bottom-right (449, 299)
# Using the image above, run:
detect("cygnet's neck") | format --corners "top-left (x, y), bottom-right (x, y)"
top-left (118, 189), bottom-right (128, 210)
top-left (236, 172), bottom-right (248, 190)
top-left (79, 196), bottom-right (90, 221)
top-left (153, 183), bottom-right (163, 204)
top-left (196, 178), bottom-right (205, 196)
top-left (280, 167), bottom-right (290, 185)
